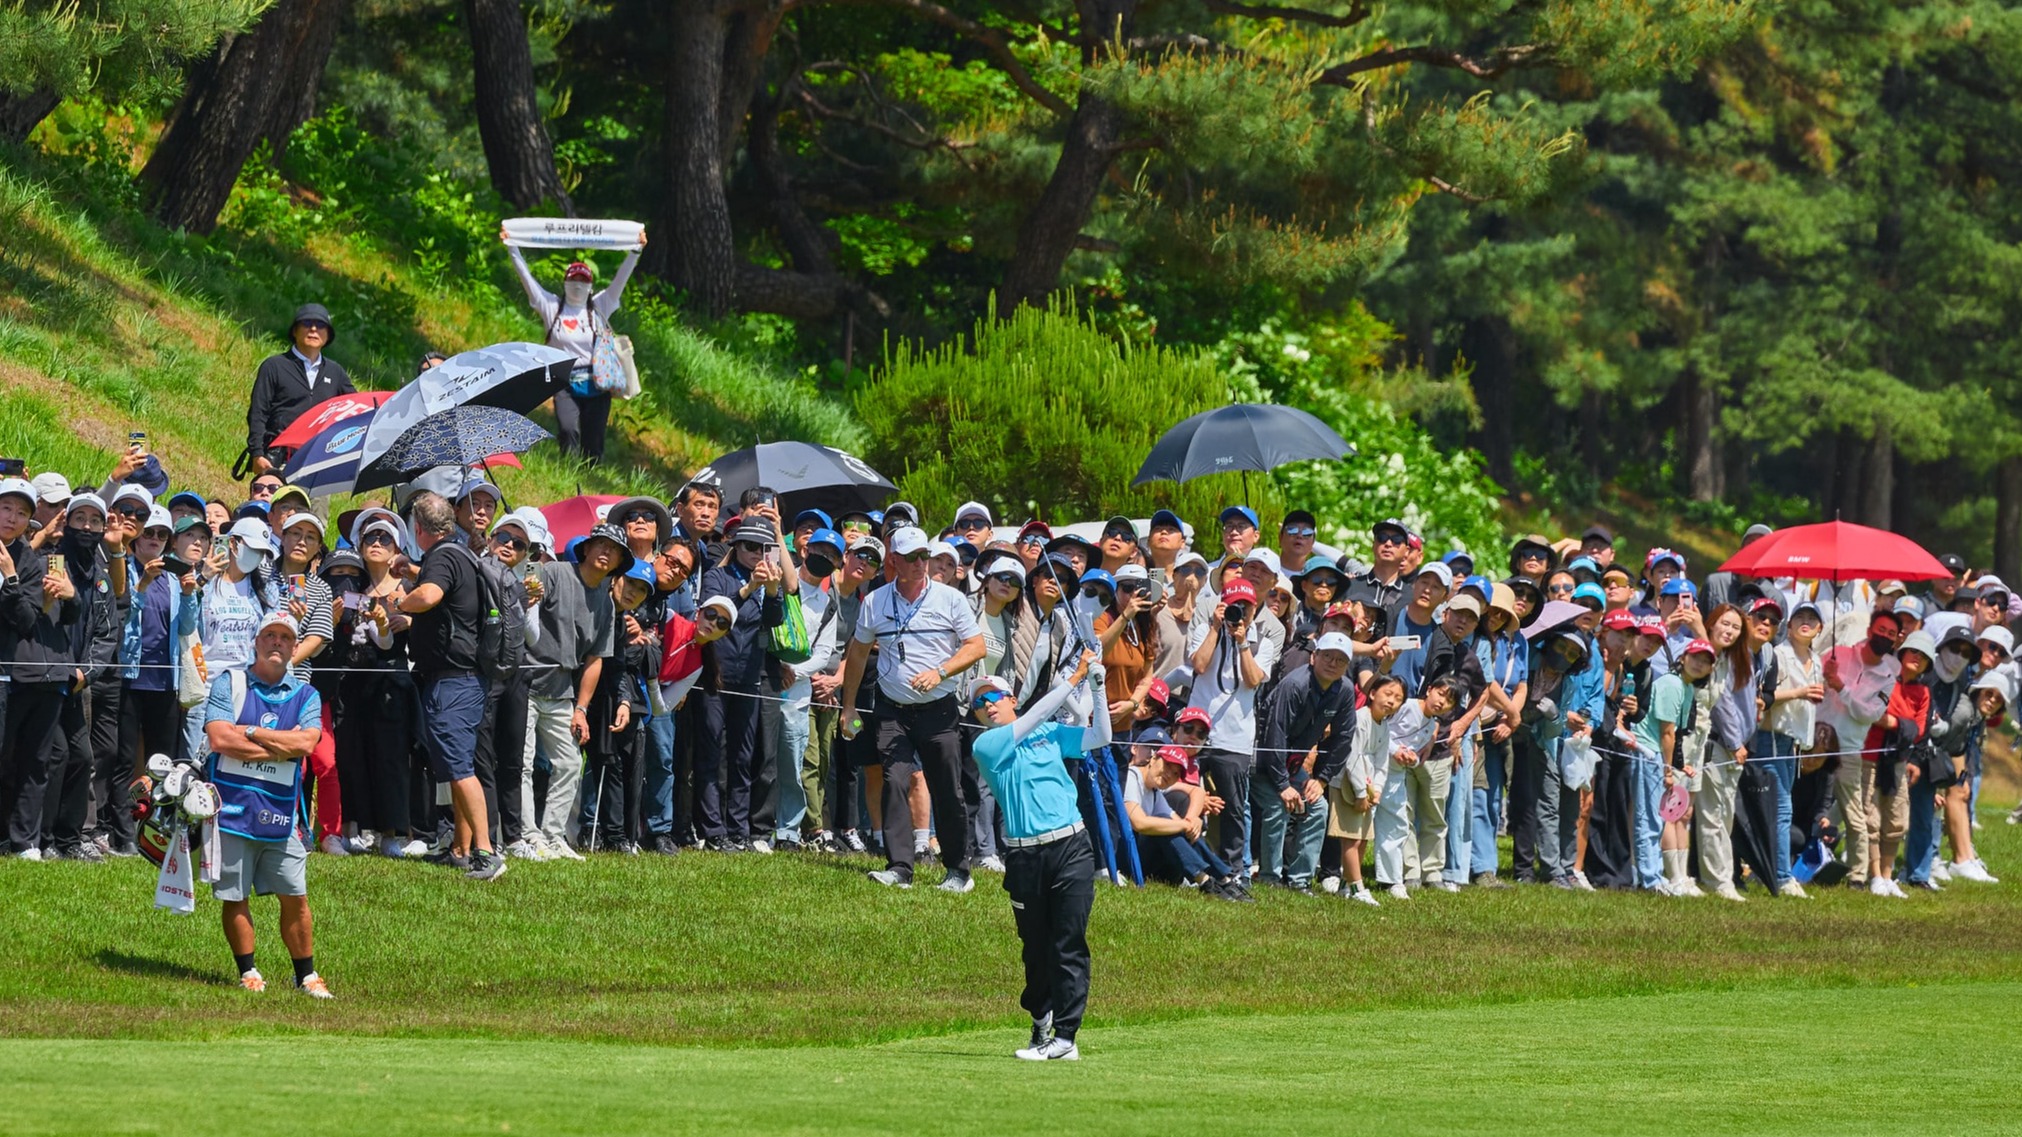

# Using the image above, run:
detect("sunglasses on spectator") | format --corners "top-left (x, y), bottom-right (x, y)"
top-left (988, 572), bottom-right (1021, 588)
top-left (1174, 723), bottom-right (1206, 737)
top-left (1373, 534), bottom-right (1405, 547)
top-left (1104, 528), bottom-right (1136, 541)
top-left (1175, 566), bottom-right (1206, 580)
top-left (957, 518), bottom-right (990, 530)
top-left (1281, 526), bottom-right (1316, 538)
top-left (251, 481), bottom-right (282, 494)
top-left (900, 550), bottom-right (929, 563)
top-left (620, 509), bottom-right (660, 525)
top-left (972, 689), bottom-right (1011, 710)
top-left (847, 549), bottom-right (881, 567)
top-left (361, 531), bottom-right (397, 547)
top-left (143, 527), bottom-right (172, 541)
top-left (493, 534), bottom-right (528, 552)
top-left (1018, 535), bottom-right (1045, 547)
top-left (699, 610), bottom-right (729, 629)
top-left (1548, 582), bottom-right (1577, 595)
top-left (113, 505), bottom-right (149, 521)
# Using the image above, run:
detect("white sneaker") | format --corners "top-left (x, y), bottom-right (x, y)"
top-left (977, 855), bottom-right (1005, 873)
top-left (1776, 881), bottom-right (1810, 899)
top-left (1678, 878), bottom-right (1706, 897)
top-left (1386, 883), bottom-right (1410, 900)
top-left (1712, 882), bottom-right (1747, 903)
top-left (867, 869), bottom-right (912, 889)
top-left (1318, 875), bottom-right (1342, 895)
top-left (1932, 860), bottom-right (1952, 882)
top-left (749, 838), bottom-right (774, 856)
top-left (1431, 880), bottom-right (1461, 893)
top-left (1886, 878), bottom-right (1909, 898)
top-left (937, 872), bottom-right (975, 894)
top-left (1868, 877), bottom-right (1897, 898)
top-left (1016, 1037), bottom-right (1079, 1062)
top-left (1952, 860), bottom-right (1998, 884)
top-left (17, 847), bottom-right (42, 862)
top-left (503, 839), bottom-right (539, 860)
top-left (319, 834), bottom-right (349, 857)
top-left (550, 839), bottom-right (586, 862)
top-left (1347, 885), bottom-right (1380, 907)
top-left (347, 831), bottom-right (377, 853)
top-left (1571, 872), bottom-right (1596, 892)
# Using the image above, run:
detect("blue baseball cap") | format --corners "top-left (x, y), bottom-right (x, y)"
top-left (1660, 578), bottom-right (1698, 598)
top-left (620, 558), bottom-right (658, 589)
top-left (1150, 509), bottom-right (1185, 532)
top-left (792, 508), bottom-right (832, 532)
top-left (1219, 505), bottom-right (1259, 529)
top-left (1079, 568), bottom-right (1117, 595)
top-left (1441, 550), bottom-right (1475, 571)
top-left (1571, 582), bottom-right (1607, 608)
top-left (1295, 556), bottom-right (1347, 584)
top-left (804, 527), bottom-right (845, 556)
top-left (1565, 555), bottom-right (1600, 576)
top-left (167, 491), bottom-right (207, 513)
top-left (1461, 574), bottom-right (1494, 599)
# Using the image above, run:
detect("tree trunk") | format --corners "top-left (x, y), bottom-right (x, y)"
top-left (1995, 455), bottom-right (2022, 585)
top-left (1680, 367), bottom-right (1722, 502)
top-left (999, 0), bottom-right (1136, 310)
top-left (654, 1), bottom-right (737, 317)
top-left (465, 0), bottom-right (573, 212)
top-left (257, 0), bottom-right (351, 158)
top-left (0, 87), bottom-right (60, 144)
top-left (715, 7), bottom-right (782, 171)
top-left (1578, 387), bottom-right (1604, 486)
top-left (1858, 423), bottom-right (1893, 529)
top-left (1464, 316), bottom-right (1515, 487)
top-left (140, 0), bottom-right (346, 233)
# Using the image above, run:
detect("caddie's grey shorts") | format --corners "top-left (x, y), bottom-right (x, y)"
top-left (211, 831), bottom-right (308, 901)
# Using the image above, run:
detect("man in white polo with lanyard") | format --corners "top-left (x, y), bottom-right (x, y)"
top-left (839, 525), bottom-right (986, 891)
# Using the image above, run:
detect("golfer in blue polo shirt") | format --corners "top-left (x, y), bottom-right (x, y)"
top-left (968, 648), bottom-right (1110, 1062)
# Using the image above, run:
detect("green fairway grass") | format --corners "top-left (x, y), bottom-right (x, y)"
top-left (1, 812), bottom-right (2017, 1133)
top-left (4, 982), bottom-right (2019, 1136)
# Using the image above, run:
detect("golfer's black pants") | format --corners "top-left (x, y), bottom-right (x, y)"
top-left (878, 696), bottom-right (970, 878)
top-left (1585, 751), bottom-right (1636, 889)
top-left (553, 389), bottom-right (611, 463)
top-left (1509, 730), bottom-right (1547, 882)
top-left (1, 683), bottom-right (66, 853)
top-left (1005, 830), bottom-right (1094, 1039)
top-left (476, 673), bottom-right (530, 844)
top-left (1198, 748), bottom-right (1250, 869)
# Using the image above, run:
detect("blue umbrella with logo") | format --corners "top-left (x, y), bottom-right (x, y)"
top-left (283, 412), bottom-right (384, 496)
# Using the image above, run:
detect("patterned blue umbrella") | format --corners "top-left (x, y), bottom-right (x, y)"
top-left (354, 405), bottom-right (551, 493)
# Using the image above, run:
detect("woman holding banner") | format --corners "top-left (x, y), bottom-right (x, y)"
top-left (501, 220), bottom-right (646, 462)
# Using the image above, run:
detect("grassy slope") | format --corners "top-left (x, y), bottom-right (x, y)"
top-left (6, 982), bottom-right (2021, 1136)
top-left (0, 139), bottom-right (861, 509)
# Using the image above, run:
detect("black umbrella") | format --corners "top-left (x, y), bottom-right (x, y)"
top-left (355, 405), bottom-right (552, 493)
top-left (691, 441), bottom-right (896, 517)
top-left (1131, 403), bottom-right (1353, 499)
top-left (359, 342), bottom-right (575, 461)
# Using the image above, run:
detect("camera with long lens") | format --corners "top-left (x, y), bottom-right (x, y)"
top-left (1224, 601), bottom-right (1252, 628)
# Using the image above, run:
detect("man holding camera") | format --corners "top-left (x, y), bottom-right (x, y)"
top-left (203, 611), bottom-right (332, 996)
top-left (1185, 578), bottom-right (1279, 874)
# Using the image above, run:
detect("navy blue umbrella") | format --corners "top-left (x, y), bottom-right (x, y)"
top-left (1131, 403), bottom-right (1353, 496)
top-left (283, 411), bottom-right (382, 497)
top-left (355, 405), bottom-right (551, 493)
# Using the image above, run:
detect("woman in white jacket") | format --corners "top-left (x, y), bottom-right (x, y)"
top-left (503, 232), bottom-right (643, 461)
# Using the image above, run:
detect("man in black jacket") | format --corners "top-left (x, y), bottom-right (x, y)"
top-left (1253, 632), bottom-right (1360, 893)
top-left (0, 477), bottom-right (81, 859)
top-left (247, 303), bottom-right (354, 475)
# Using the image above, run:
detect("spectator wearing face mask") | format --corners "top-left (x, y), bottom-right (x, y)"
top-left (504, 236), bottom-right (643, 462)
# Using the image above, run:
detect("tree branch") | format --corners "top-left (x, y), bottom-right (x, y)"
top-left (1203, 0), bottom-right (1370, 29)
top-left (799, 0), bottom-right (1072, 116)
top-left (1424, 175), bottom-right (1488, 204)
top-left (1317, 41), bottom-right (1552, 85)
top-left (793, 85), bottom-right (977, 157)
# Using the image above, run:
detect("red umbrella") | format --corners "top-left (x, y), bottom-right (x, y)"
top-left (539, 494), bottom-right (624, 548)
top-left (1715, 520), bottom-right (1949, 582)
top-left (270, 391), bottom-right (396, 452)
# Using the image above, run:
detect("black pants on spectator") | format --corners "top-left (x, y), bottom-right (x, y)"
top-left (878, 695), bottom-right (971, 879)
top-left (337, 673), bottom-right (414, 838)
top-left (2, 683), bottom-right (66, 853)
top-left (752, 668), bottom-right (782, 838)
top-left (695, 687), bottom-right (759, 843)
top-left (81, 677), bottom-right (126, 848)
top-left (49, 685), bottom-right (96, 852)
top-left (1585, 750), bottom-right (1636, 889)
top-left (1198, 748), bottom-right (1251, 871)
top-left (475, 672), bottom-right (530, 844)
top-left (585, 722), bottom-right (643, 849)
top-left (553, 389), bottom-right (611, 462)
top-left (1005, 829), bottom-right (1094, 1040)
top-left (1509, 730), bottom-right (1547, 882)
